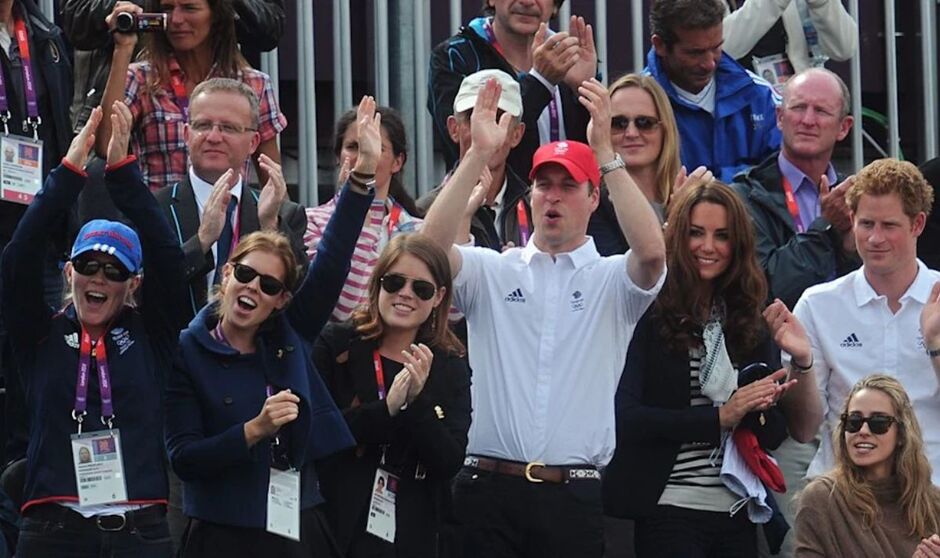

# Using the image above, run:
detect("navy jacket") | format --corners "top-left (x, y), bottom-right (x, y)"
top-left (165, 183), bottom-right (372, 529)
top-left (1, 160), bottom-right (186, 511)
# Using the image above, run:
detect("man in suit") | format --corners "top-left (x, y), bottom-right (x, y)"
top-left (155, 77), bottom-right (306, 325)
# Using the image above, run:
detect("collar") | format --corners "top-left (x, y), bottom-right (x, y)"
top-left (851, 259), bottom-right (934, 306)
top-left (492, 175), bottom-right (509, 208)
top-left (189, 166), bottom-right (244, 208)
top-left (520, 236), bottom-right (599, 269)
top-left (777, 152), bottom-right (837, 194)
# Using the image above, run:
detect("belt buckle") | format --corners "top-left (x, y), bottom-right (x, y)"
top-left (524, 461), bottom-right (545, 483)
top-left (96, 514), bottom-right (126, 532)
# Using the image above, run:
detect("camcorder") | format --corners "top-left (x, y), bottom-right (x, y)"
top-left (114, 12), bottom-right (167, 33)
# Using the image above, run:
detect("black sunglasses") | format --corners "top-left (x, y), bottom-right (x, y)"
top-left (842, 413), bottom-right (899, 435)
top-left (72, 256), bottom-right (133, 282)
top-left (232, 263), bottom-right (286, 296)
top-left (379, 273), bottom-right (437, 301)
top-left (611, 115), bottom-right (661, 133)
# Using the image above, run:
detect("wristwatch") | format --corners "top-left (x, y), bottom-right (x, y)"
top-left (599, 153), bottom-right (625, 177)
top-left (928, 346), bottom-right (940, 358)
top-left (789, 357), bottom-right (814, 374)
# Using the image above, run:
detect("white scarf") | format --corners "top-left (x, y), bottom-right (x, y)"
top-left (699, 304), bottom-right (737, 404)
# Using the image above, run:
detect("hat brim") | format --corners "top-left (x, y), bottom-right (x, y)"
top-left (529, 159), bottom-right (592, 186)
top-left (71, 244), bottom-right (138, 276)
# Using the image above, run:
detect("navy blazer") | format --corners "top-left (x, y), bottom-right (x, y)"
top-left (165, 183), bottom-right (372, 528)
top-left (603, 308), bottom-right (787, 520)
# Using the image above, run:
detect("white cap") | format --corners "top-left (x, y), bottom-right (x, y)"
top-left (453, 69), bottom-right (522, 117)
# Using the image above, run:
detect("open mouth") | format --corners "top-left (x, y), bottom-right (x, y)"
top-left (85, 291), bottom-right (108, 307)
top-left (392, 302), bottom-right (415, 313)
top-left (236, 295), bottom-right (257, 311)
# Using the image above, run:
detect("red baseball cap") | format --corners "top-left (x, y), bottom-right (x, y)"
top-left (529, 141), bottom-right (601, 189)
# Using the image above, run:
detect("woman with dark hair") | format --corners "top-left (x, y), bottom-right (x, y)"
top-left (97, 0), bottom-right (286, 190)
top-left (795, 375), bottom-right (940, 558)
top-left (2, 103), bottom-right (185, 557)
top-left (314, 233), bottom-right (470, 557)
top-left (603, 180), bottom-right (815, 557)
top-left (164, 99), bottom-right (381, 558)
top-left (304, 98), bottom-right (423, 322)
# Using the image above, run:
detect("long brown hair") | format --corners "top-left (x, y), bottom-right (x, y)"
top-left (655, 180), bottom-right (767, 357)
top-left (213, 230), bottom-right (299, 322)
top-left (829, 375), bottom-right (940, 537)
top-left (350, 235), bottom-right (464, 356)
top-left (140, 0), bottom-right (248, 92)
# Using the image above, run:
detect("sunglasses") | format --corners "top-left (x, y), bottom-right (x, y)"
top-left (379, 273), bottom-right (437, 301)
top-left (611, 115), bottom-right (661, 133)
top-left (842, 413), bottom-right (898, 435)
top-left (72, 256), bottom-right (133, 282)
top-left (232, 263), bottom-right (286, 296)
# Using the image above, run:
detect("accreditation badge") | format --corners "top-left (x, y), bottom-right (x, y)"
top-left (70, 429), bottom-right (128, 506)
top-left (0, 135), bottom-right (42, 205)
top-left (266, 467), bottom-right (301, 541)
top-left (366, 468), bottom-right (398, 543)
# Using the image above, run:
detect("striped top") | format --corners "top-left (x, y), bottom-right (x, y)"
top-left (304, 195), bottom-right (421, 322)
top-left (657, 347), bottom-right (739, 513)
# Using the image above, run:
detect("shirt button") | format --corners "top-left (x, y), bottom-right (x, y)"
top-left (223, 396), bottom-right (233, 405)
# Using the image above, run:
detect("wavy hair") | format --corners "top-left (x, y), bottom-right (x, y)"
top-left (829, 374), bottom-right (940, 537)
top-left (655, 180), bottom-right (767, 357)
top-left (607, 73), bottom-right (681, 206)
top-left (351, 234), bottom-right (464, 356)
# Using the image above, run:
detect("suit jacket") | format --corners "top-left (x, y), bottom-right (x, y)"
top-left (603, 308), bottom-right (788, 520)
top-left (155, 175), bottom-right (307, 322)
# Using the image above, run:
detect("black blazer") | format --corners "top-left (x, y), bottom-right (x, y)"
top-left (314, 322), bottom-right (471, 557)
top-left (603, 308), bottom-right (788, 519)
top-left (154, 175), bottom-right (307, 322)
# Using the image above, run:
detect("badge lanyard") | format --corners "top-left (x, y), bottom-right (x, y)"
top-left (386, 202), bottom-right (403, 239)
top-left (0, 11), bottom-right (40, 137)
top-left (73, 329), bottom-right (114, 433)
top-left (780, 176), bottom-right (805, 233)
top-left (372, 349), bottom-right (387, 401)
top-left (515, 200), bottom-right (530, 245)
top-left (169, 65), bottom-right (189, 119)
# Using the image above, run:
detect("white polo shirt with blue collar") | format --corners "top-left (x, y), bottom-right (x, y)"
top-left (453, 237), bottom-right (665, 467)
top-left (791, 260), bottom-right (940, 483)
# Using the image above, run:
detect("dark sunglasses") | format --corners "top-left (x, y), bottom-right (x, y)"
top-left (72, 256), bottom-right (133, 282)
top-left (232, 263), bottom-right (286, 296)
top-left (379, 273), bottom-right (437, 301)
top-left (842, 413), bottom-right (898, 435)
top-left (611, 115), bottom-right (661, 133)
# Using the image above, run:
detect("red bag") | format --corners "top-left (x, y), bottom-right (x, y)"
top-left (733, 427), bottom-right (786, 493)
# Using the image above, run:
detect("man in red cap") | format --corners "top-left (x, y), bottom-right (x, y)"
top-left (421, 78), bottom-right (665, 557)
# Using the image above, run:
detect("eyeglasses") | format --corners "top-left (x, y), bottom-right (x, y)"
top-left (842, 413), bottom-right (899, 435)
top-left (232, 263), bottom-right (286, 296)
top-left (189, 120), bottom-right (257, 136)
top-left (610, 115), bottom-right (661, 133)
top-left (379, 273), bottom-right (437, 301)
top-left (71, 256), bottom-right (133, 282)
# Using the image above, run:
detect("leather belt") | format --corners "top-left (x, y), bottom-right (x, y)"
top-left (463, 455), bottom-right (600, 483)
top-left (26, 503), bottom-right (166, 532)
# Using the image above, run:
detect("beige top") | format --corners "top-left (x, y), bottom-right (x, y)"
top-left (794, 475), bottom-right (940, 558)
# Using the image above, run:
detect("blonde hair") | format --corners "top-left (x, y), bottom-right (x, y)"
top-left (607, 73), bottom-right (681, 206)
top-left (829, 374), bottom-right (940, 537)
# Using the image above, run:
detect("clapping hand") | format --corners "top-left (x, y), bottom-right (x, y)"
top-left (197, 169), bottom-right (238, 253)
top-left (468, 79), bottom-right (512, 161)
top-left (352, 96), bottom-right (381, 177)
top-left (922, 282), bottom-right (940, 356)
top-left (563, 16), bottom-right (598, 91)
top-left (763, 299), bottom-right (813, 370)
top-left (106, 101), bottom-right (133, 166)
top-left (64, 106), bottom-right (102, 170)
top-left (578, 78), bottom-right (612, 158)
top-left (257, 154), bottom-right (287, 231)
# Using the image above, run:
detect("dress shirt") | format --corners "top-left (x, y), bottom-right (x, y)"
top-left (777, 151), bottom-right (836, 231)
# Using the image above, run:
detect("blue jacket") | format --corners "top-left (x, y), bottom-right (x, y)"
top-left (645, 48), bottom-right (781, 182)
top-left (0, 160), bottom-right (186, 512)
top-left (165, 183), bottom-right (372, 529)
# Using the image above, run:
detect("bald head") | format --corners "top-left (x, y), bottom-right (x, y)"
top-left (777, 68), bottom-right (854, 164)
top-left (783, 68), bottom-right (851, 119)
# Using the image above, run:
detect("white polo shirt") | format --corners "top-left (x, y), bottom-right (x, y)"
top-left (791, 260), bottom-right (940, 483)
top-left (454, 238), bottom-right (665, 467)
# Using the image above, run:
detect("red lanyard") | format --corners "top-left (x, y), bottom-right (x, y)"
top-left (168, 61), bottom-right (189, 119)
top-left (0, 11), bottom-right (40, 136)
top-left (780, 176), bottom-right (805, 233)
top-left (73, 329), bottom-right (114, 432)
top-left (386, 202), bottom-right (402, 239)
top-left (372, 349), bottom-right (387, 401)
top-left (516, 199), bottom-right (530, 245)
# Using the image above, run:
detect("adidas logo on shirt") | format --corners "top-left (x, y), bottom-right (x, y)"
top-left (504, 288), bottom-right (526, 303)
top-left (840, 333), bottom-right (862, 348)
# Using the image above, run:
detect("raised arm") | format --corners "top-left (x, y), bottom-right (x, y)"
top-left (721, 0), bottom-right (790, 59)
top-left (922, 281), bottom-right (940, 385)
top-left (233, 0), bottom-right (285, 52)
top-left (577, 78), bottom-right (665, 289)
top-left (95, 1), bottom-right (141, 157)
top-left (421, 79), bottom-right (511, 277)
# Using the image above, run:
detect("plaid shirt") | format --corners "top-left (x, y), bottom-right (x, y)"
top-left (124, 59), bottom-right (287, 191)
top-left (304, 195), bottom-right (422, 322)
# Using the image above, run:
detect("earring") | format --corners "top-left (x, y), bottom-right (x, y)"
top-left (429, 308), bottom-right (438, 331)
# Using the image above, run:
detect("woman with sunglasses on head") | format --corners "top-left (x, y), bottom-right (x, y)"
top-left (588, 73), bottom-right (714, 255)
top-left (794, 375), bottom-right (940, 558)
top-left (603, 180), bottom-right (815, 557)
top-left (313, 234), bottom-right (470, 557)
top-left (164, 100), bottom-right (381, 558)
top-left (1, 102), bottom-right (186, 557)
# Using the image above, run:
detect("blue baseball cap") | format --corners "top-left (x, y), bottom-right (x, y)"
top-left (70, 219), bottom-right (143, 274)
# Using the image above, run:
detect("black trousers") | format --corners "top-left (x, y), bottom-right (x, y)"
top-left (451, 466), bottom-right (604, 558)
top-left (178, 507), bottom-right (342, 558)
top-left (634, 505), bottom-right (757, 558)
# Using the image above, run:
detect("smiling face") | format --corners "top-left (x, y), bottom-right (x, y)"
top-left (530, 164), bottom-right (598, 255)
top-left (161, 0), bottom-right (213, 52)
top-left (66, 253), bottom-right (141, 338)
top-left (377, 253), bottom-right (445, 335)
top-left (687, 201), bottom-right (731, 284)
top-left (219, 249), bottom-right (290, 334)
top-left (844, 388), bottom-right (899, 481)
top-left (186, 90), bottom-right (260, 183)
top-left (609, 86), bottom-right (664, 174)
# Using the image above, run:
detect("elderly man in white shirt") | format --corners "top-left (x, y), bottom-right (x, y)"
top-left (421, 78), bottom-right (665, 558)
top-left (790, 158), bottom-right (940, 484)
